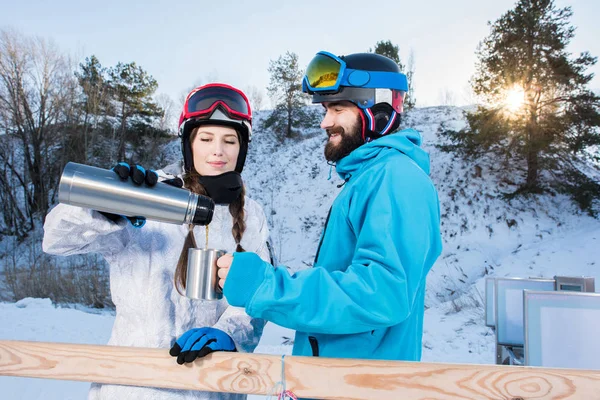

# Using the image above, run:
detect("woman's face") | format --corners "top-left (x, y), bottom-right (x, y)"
top-left (191, 125), bottom-right (240, 176)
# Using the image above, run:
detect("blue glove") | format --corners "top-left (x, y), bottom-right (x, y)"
top-left (98, 163), bottom-right (159, 228)
top-left (169, 327), bottom-right (236, 365)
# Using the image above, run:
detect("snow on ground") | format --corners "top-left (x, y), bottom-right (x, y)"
top-left (0, 299), bottom-right (114, 400)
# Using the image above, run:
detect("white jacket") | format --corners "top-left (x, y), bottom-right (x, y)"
top-left (42, 190), bottom-right (271, 400)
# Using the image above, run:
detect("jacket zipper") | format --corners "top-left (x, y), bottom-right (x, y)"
top-left (313, 206), bottom-right (332, 265)
top-left (313, 174), bottom-right (351, 265)
top-left (308, 336), bottom-right (319, 357)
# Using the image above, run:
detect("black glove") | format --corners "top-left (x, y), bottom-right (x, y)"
top-left (169, 327), bottom-right (237, 365)
top-left (161, 177), bottom-right (184, 188)
top-left (113, 162), bottom-right (158, 186)
top-left (98, 163), bottom-right (159, 228)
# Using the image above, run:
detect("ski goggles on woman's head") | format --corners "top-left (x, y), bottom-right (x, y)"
top-left (182, 83), bottom-right (252, 122)
top-left (302, 51), bottom-right (409, 94)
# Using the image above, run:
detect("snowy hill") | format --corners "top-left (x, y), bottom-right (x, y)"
top-left (2, 105), bottom-right (600, 398)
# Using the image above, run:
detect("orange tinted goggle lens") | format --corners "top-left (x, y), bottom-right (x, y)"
top-left (306, 54), bottom-right (342, 89)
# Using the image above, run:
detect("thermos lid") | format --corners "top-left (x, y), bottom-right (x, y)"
top-left (193, 196), bottom-right (215, 225)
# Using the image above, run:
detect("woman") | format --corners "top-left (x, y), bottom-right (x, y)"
top-left (42, 83), bottom-right (272, 400)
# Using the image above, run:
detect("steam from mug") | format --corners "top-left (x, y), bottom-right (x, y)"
top-left (58, 162), bottom-right (214, 225)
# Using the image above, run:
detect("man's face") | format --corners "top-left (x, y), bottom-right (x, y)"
top-left (320, 101), bottom-right (364, 162)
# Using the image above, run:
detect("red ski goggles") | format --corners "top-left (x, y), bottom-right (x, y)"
top-left (181, 83), bottom-right (252, 123)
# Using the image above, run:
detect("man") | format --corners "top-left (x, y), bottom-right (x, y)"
top-left (216, 51), bottom-right (442, 361)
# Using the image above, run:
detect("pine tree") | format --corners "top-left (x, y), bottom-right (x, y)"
top-left (263, 51), bottom-right (314, 141)
top-left (370, 40), bottom-right (404, 71)
top-left (75, 55), bottom-right (111, 163)
top-left (107, 62), bottom-right (163, 161)
top-left (453, 0), bottom-right (600, 211)
top-left (405, 50), bottom-right (417, 109)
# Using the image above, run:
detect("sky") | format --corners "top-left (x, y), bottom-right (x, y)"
top-left (1, 0), bottom-right (599, 107)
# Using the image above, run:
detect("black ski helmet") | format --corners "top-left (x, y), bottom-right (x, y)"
top-left (303, 52), bottom-right (408, 142)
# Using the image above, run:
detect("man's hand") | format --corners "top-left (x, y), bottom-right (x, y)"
top-left (216, 253), bottom-right (233, 289)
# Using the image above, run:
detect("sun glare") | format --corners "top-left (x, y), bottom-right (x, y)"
top-left (504, 86), bottom-right (525, 113)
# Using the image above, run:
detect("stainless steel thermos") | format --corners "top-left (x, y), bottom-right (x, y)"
top-left (58, 162), bottom-right (214, 225)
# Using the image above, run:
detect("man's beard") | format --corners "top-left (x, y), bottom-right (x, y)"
top-left (324, 115), bottom-right (364, 162)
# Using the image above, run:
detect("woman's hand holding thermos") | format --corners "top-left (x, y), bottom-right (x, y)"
top-left (98, 163), bottom-right (159, 227)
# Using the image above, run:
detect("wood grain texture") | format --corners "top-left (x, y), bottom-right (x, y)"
top-left (1, 340), bottom-right (600, 399)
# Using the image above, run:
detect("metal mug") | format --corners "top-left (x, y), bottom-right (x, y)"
top-left (185, 248), bottom-right (226, 300)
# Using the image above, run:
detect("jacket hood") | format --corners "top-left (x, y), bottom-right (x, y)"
top-left (335, 128), bottom-right (430, 180)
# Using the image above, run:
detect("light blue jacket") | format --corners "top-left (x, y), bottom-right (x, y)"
top-left (224, 129), bottom-right (442, 361)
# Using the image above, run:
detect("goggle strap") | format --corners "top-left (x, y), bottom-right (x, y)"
top-left (341, 70), bottom-right (408, 91)
top-left (365, 108), bottom-right (376, 132)
top-left (380, 111), bottom-right (397, 136)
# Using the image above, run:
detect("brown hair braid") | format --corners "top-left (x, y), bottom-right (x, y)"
top-left (229, 185), bottom-right (246, 253)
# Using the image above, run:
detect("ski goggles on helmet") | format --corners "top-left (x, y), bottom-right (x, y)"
top-left (181, 83), bottom-right (252, 123)
top-left (302, 51), bottom-right (408, 94)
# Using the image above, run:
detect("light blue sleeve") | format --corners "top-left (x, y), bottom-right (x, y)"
top-left (227, 161), bottom-right (442, 335)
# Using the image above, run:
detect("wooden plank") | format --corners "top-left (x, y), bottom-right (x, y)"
top-left (1, 340), bottom-right (600, 399)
